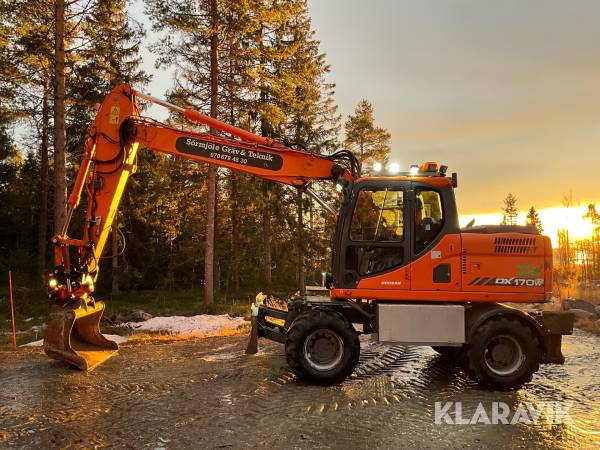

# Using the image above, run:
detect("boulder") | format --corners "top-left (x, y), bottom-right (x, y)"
top-left (124, 309), bottom-right (152, 322)
top-left (569, 308), bottom-right (594, 321)
top-left (564, 299), bottom-right (597, 314)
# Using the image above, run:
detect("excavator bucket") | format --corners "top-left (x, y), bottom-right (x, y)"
top-left (43, 300), bottom-right (118, 370)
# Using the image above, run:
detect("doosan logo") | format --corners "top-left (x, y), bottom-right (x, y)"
top-left (434, 401), bottom-right (573, 425)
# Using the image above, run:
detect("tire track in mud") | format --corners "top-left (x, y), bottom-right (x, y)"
top-left (2, 331), bottom-right (599, 449)
top-left (217, 342), bottom-right (458, 449)
top-left (231, 342), bottom-right (433, 424)
top-left (0, 338), bottom-right (258, 449)
top-left (218, 333), bottom-right (600, 450)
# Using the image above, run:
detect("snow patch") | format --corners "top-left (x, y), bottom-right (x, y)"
top-left (21, 334), bottom-right (128, 347)
top-left (201, 351), bottom-right (246, 362)
top-left (124, 314), bottom-right (245, 336)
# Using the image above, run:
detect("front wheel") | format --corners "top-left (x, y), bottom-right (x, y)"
top-left (285, 309), bottom-right (359, 385)
top-left (466, 317), bottom-right (539, 389)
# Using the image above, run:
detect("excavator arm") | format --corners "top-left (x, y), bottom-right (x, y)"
top-left (44, 83), bottom-right (356, 370)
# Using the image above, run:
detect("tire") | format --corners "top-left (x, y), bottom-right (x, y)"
top-left (285, 308), bottom-right (360, 385)
top-left (431, 345), bottom-right (462, 359)
top-left (466, 317), bottom-right (539, 389)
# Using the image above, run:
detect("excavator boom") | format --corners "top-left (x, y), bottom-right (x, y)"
top-left (44, 83), bottom-right (355, 370)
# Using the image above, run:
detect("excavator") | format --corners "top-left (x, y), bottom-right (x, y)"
top-left (44, 83), bottom-right (573, 388)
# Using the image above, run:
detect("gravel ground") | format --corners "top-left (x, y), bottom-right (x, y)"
top-left (1, 330), bottom-right (598, 449)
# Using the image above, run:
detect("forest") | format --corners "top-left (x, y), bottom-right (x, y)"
top-left (2, 1), bottom-right (598, 323)
top-left (0, 0), bottom-right (391, 314)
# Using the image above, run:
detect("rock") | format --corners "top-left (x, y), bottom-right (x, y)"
top-left (569, 308), bottom-right (594, 321)
top-left (564, 299), bottom-right (597, 314)
top-left (595, 306), bottom-right (600, 316)
top-left (124, 310), bottom-right (152, 322)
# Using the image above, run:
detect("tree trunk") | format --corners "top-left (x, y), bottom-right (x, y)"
top-left (230, 171), bottom-right (240, 291)
top-left (262, 182), bottom-right (272, 288)
top-left (53, 0), bottom-right (67, 235)
top-left (37, 71), bottom-right (50, 275)
top-left (308, 195), bottom-right (313, 231)
top-left (204, 0), bottom-right (218, 305)
top-left (359, 140), bottom-right (364, 169)
top-left (297, 189), bottom-right (305, 293)
top-left (228, 59), bottom-right (240, 292)
top-left (111, 221), bottom-right (120, 295)
top-left (257, 22), bottom-right (272, 289)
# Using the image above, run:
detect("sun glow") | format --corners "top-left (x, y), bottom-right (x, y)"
top-left (460, 205), bottom-right (598, 247)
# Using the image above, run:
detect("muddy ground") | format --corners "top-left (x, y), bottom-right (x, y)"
top-left (1, 331), bottom-right (599, 449)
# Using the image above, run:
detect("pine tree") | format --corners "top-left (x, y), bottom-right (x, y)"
top-left (0, 0), bottom-right (21, 123)
top-left (526, 206), bottom-right (543, 233)
top-left (279, 3), bottom-right (339, 291)
top-left (500, 193), bottom-right (518, 226)
top-left (8, 0), bottom-right (96, 236)
top-left (53, 0), bottom-right (67, 235)
top-left (5, 0), bottom-right (55, 274)
top-left (69, 0), bottom-right (149, 152)
top-left (248, 0), bottom-right (340, 289)
top-left (145, 0), bottom-right (238, 302)
top-left (0, 0), bottom-right (21, 203)
top-left (344, 99), bottom-right (390, 170)
top-left (71, 0), bottom-right (149, 294)
top-left (144, 0), bottom-right (340, 293)
top-left (583, 204), bottom-right (599, 224)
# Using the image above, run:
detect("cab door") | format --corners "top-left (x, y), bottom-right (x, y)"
top-left (335, 181), bottom-right (412, 291)
top-left (410, 183), bottom-right (462, 291)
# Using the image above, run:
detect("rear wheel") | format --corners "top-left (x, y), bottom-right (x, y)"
top-left (466, 317), bottom-right (539, 389)
top-left (285, 309), bottom-right (359, 385)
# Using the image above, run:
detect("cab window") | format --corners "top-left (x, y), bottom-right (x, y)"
top-left (346, 188), bottom-right (405, 277)
top-left (350, 188), bottom-right (404, 241)
top-left (415, 189), bottom-right (444, 253)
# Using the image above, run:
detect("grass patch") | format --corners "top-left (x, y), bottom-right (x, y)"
top-left (0, 282), bottom-right (49, 334)
top-left (0, 283), bottom-right (295, 333)
top-left (102, 288), bottom-right (294, 322)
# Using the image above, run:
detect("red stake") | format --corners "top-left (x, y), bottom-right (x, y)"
top-left (8, 271), bottom-right (16, 349)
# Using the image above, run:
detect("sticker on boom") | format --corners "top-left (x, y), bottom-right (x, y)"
top-left (175, 137), bottom-right (283, 171)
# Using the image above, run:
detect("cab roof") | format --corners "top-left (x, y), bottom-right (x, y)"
top-left (357, 175), bottom-right (454, 188)
top-left (357, 161), bottom-right (457, 188)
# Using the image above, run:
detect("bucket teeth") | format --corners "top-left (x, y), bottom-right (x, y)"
top-left (43, 300), bottom-right (118, 370)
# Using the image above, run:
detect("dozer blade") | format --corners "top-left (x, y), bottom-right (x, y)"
top-left (245, 315), bottom-right (259, 355)
top-left (43, 300), bottom-right (118, 370)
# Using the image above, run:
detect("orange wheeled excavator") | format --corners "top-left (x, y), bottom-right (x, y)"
top-left (44, 83), bottom-right (573, 388)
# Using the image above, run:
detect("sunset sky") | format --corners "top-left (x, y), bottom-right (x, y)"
top-left (131, 0), bottom-right (599, 239)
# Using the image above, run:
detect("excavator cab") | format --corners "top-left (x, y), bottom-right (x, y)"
top-left (330, 163), bottom-right (460, 291)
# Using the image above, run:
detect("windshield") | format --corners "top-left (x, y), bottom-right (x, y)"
top-left (350, 188), bottom-right (404, 241)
